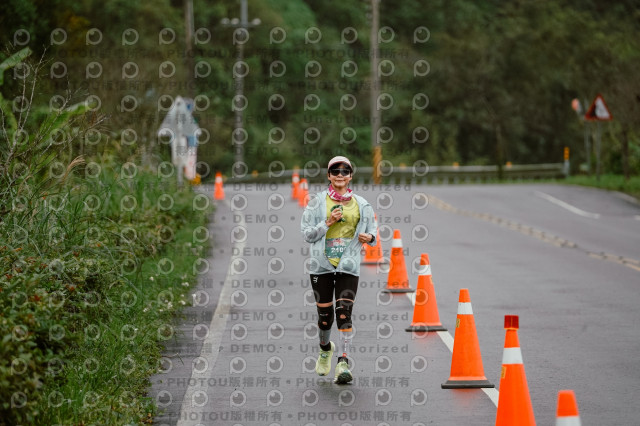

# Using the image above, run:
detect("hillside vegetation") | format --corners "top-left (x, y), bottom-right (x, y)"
top-left (1, 0), bottom-right (639, 177)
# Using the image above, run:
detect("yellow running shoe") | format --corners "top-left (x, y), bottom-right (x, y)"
top-left (315, 342), bottom-right (335, 376)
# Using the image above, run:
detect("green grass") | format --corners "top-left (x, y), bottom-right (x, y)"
top-left (38, 221), bottom-right (208, 425)
top-left (0, 159), bottom-right (213, 425)
top-left (562, 174), bottom-right (640, 201)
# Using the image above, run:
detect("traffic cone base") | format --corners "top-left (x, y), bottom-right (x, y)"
top-left (362, 248), bottom-right (387, 265)
top-left (382, 288), bottom-right (414, 293)
top-left (442, 378), bottom-right (494, 389)
top-left (362, 259), bottom-right (388, 265)
top-left (405, 324), bottom-right (447, 332)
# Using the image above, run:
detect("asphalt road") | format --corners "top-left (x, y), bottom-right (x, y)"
top-left (149, 182), bottom-right (640, 425)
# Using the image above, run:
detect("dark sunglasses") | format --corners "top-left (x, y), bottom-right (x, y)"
top-left (329, 168), bottom-right (352, 176)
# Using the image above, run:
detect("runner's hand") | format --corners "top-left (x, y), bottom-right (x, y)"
top-left (327, 207), bottom-right (342, 226)
top-left (358, 233), bottom-right (373, 243)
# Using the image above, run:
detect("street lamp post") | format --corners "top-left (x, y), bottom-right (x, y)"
top-left (221, 0), bottom-right (260, 176)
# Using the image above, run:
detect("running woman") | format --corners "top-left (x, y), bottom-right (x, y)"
top-left (300, 156), bottom-right (378, 384)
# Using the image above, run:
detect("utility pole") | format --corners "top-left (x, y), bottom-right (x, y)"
top-left (184, 0), bottom-right (194, 98)
top-left (222, 0), bottom-right (260, 176)
top-left (370, 0), bottom-right (381, 184)
top-left (234, 0), bottom-right (246, 175)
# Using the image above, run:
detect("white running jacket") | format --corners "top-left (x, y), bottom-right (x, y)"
top-left (300, 190), bottom-right (378, 277)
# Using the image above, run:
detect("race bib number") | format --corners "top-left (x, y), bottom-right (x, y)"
top-left (325, 237), bottom-right (352, 259)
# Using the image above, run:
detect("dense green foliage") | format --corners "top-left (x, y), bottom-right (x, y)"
top-left (0, 49), bottom-right (212, 424)
top-left (1, 0), bottom-right (639, 177)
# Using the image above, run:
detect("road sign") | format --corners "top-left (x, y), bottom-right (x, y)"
top-left (584, 94), bottom-right (613, 121)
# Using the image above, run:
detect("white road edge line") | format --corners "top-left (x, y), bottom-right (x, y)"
top-left (405, 293), bottom-right (499, 407)
top-left (534, 190), bottom-right (600, 219)
top-left (482, 381), bottom-right (500, 406)
top-left (177, 199), bottom-right (244, 426)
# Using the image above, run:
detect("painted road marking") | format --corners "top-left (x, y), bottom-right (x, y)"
top-left (177, 198), bottom-right (245, 426)
top-left (482, 382), bottom-right (500, 406)
top-left (429, 195), bottom-right (640, 273)
top-left (407, 294), bottom-right (500, 407)
top-left (534, 190), bottom-right (600, 219)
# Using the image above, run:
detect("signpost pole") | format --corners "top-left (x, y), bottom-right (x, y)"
top-left (584, 120), bottom-right (591, 176)
top-left (583, 94), bottom-right (613, 181)
top-left (596, 121), bottom-right (602, 182)
top-left (583, 99), bottom-right (590, 176)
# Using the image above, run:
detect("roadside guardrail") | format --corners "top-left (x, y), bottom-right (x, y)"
top-left (223, 163), bottom-right (566, 185)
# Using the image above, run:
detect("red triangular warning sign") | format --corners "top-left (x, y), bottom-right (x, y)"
top-left (584, 94), bottom-right (613, 121)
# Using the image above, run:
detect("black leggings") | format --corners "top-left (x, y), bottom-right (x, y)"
top-left (310, 272), bottom-right (359, 304)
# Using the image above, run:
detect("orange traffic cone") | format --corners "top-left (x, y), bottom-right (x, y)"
top-left (495, 315), bottom-right (535, 425)
top-left (382, 229), bottom-right (414, 293)
top-left (442, 288), bottom-right (494, 388)
top-left (556, 390), bottom-right (581, 426)
top-left (405, 253), bottom-right (446, 332)
top-left (291, 170), bottom-right (300, 201)
top-left (362, 214), bottom-right (384, 265)
top-left (213, 171), bottom-right (225, 200)
top-left (298, 178), bottom-right (309, 208)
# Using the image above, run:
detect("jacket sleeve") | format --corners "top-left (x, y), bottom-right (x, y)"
top-left (363, 204), bottom-right (378, 246)
top-left (301, 196), bottom-right (329, 243)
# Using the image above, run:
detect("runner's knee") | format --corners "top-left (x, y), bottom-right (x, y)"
top-left (317, 304), bottom-right (334, 330)
top-left (335, 299), bottom-right (353, 330)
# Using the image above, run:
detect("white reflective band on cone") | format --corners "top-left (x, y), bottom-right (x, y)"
top-left (392, 238), bottom-right (403, 248)
top-left (417, 264), bottom-right (431, 276)
top-left (457, 302), bottom-right (473, 315)
top-left (215, 177), bottom-right (222, 182)
top-left (556, 416), bottom-right (582, 426)
top-left (501, 347), bottom-right (523, 365)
